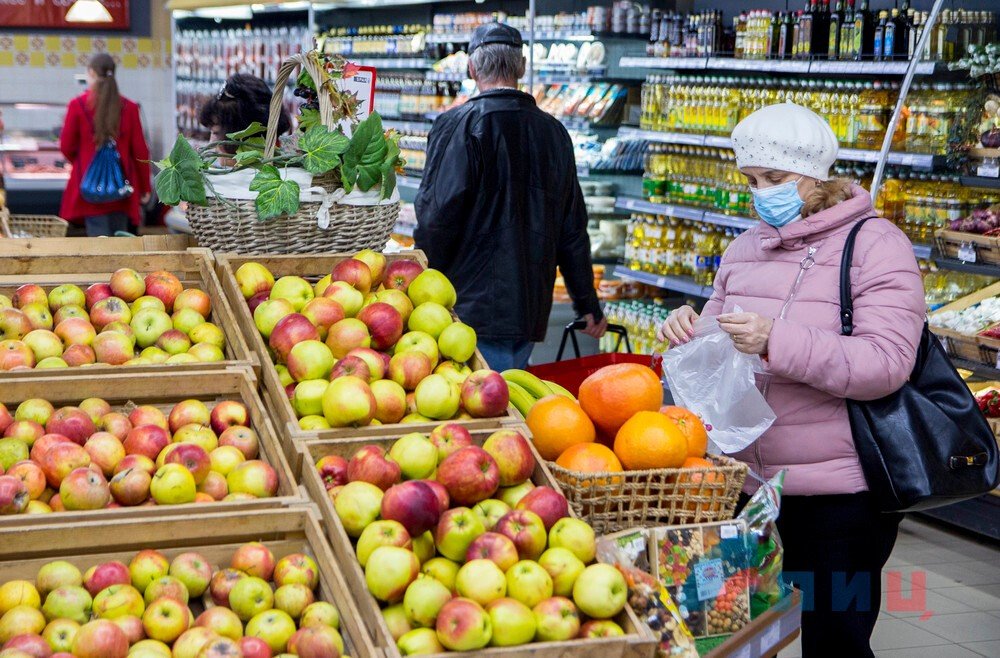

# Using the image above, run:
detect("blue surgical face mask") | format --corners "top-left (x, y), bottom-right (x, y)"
top-left (751, 178), bottom-right (804, 228)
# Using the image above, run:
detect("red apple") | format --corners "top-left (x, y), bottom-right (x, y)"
top-left (384, 260), bottom-right (425, 293)
top-left (154, 329), bottom-right (191, 355)
top-left (174, 289), bottom-right (212, 318)
top-left (231, 542), bottom-right (275, 580)
top-left (84, 432), bottom-right (125, 477)
top-left (109, 268), bottom-right (145, 302)
top-left (218, 426), bottom-right (259, 460)
top-left (210, 401), bottom-right (249, 436)
top-left (0, 308), bottom-right (32, 340)
top-left (329, 355), bottom-right (370, 381)
top-left (437, 446), bottom-right (500, 506)
top-left (0, 403), bottom-right (12, 435)
top-left (332, 259), bottom-right (373, 294)
top-left (429, 423), bottom-right (474, 462)
top-left (2, 633), bottom-right (52, 657)
top-left (346, 445), bottom-right (401, 491)
top-left (0, 339), bottom-right (35, 370)
top-left (209, 568), bottom-right (247, 607)
top-left (465, 532), bottom-right (520, 573)
top-left (89, 297), bottom-right (132, 331)
top-left (98, 413), bottom-right (132, 440)
top-left (422, 479), bottom-right (450, 514)
top-left (59, 467), bottom-right (110, 510)
top-left (45, 407), bottom-right (95, 445)
top-left (29, 432), bottom-right (69, 462)
top-left (269, 313), bottom-right (320, 363)
top-left (356, 303), bottom-right (403, 351)
top-left (460, 370), bottom-right (510, 418)
top-left (237, 636), bottom-right (273, 658)
top-left (482, 430), bottom-right (535, 487)
top-left (168, 400), bottom-right (211, 434)
top-left (115, 454), bottom-right (156, 476)
top-left (39, 442), bottom-right (90, 488)
top-left (128, 406), bottom-right (168, 431)
top-left (494, 510), bottom-right (548, 561)
top-left (85, 283), bottom-right (113, 310)
top-left (315, 455), bottom-right (348, 490)
top-left (324, 319), bottom-right (371, 360)
top-left (62, 344), bottom-right (95, 367)
top-left (345, 347), bottom-right (386, 381)
top-left (370, 380), bottom-right (407, 424)
top-left (143, 271), bottom-right (183, 312)
top-left (301, 298), bottom-right (344, 341)
top-left (0, 475), bottom-right (29, 514)
top-left (6, 420), bottom-right (45, 446)
top-left (247, 291), bottom-right (270, 314)
top-left (353, 249), bottom-right (388, 287)
top-left (83, 561), bottom-right (131, 597)
top-left (6, 460), bottom-right (46, 500)
top-left (109, 467), bottom-right (151, 506)
top-left (515, 486), bottom-right (569, 530)
top-left (164, 443), bottom-right (211, 484)
top-left (380, 480), bottom-right (441, 537)
top-left (388, 351), bottom-right (433, 392)
top-left (123, 425), bottom-right (170, 461)
top-left (71, 619), bottom-right (128, 658)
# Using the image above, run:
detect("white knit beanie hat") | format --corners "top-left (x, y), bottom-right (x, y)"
top-left (731, 101), bottom-right (839, 181)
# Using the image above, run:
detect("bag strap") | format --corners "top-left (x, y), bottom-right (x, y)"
top-left (839, 217), bottom-right (873, 336)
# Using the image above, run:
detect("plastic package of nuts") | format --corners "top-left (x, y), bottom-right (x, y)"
top-left (597, 530), bottom-right (698, 658)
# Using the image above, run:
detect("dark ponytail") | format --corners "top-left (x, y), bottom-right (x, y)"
top-left (88, 53), bottom-right (121, 146)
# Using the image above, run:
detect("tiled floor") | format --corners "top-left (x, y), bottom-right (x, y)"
top-left (780, 517), bottom-right (1000, 658)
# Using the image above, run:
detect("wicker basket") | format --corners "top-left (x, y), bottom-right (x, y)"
top-left (547, 454), bottom-right (749, 535)
top-left (1, 213), bottom-right (69, 238)
top-left (186, 52), bottom-right (399, 254)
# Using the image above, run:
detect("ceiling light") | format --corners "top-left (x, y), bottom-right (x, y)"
top-left (65, 0), bottom-right (113, 23)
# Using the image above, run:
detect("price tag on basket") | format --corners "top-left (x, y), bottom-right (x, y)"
top-left (958, 243), bottom-right (977, 263)
top-left (339, 65), bottom-right (377, 124)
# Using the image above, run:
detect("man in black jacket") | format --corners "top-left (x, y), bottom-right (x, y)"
top-left (414, 23), bottom-right (606, 371)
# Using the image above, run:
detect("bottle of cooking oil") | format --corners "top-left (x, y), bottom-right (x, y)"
top-left (663, 218), bottom-right (679, 276)
top-left (692, 223), bottom-right (713, 285)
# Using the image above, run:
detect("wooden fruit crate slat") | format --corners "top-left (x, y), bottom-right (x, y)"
top-left (297, 427), bottom-right (657, 658)
top-left (0, 368), bottom-right (301, 527)
top-left (0, 250), bottom-right (258, 379)
top-left (0, 508), bottom-right (381, 658)
top-left (0, 235), bottom-right (198, 256)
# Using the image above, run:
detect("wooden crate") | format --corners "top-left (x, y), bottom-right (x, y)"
top-left (0, 507), bottom-right (380, 658)
top-left (0, 368), bottom-right (301, 526)
top-left (0, 250), bottom-right (257, 379)
top-left (935, 229), bottom-right (1000, 266)
top-left (214, 252), bottom-right (517, 451)
top-left (929, 281), bottom-right (1000, 366)
top-left (298, 427), bottom-right (657, 658)
top-left (0, 235), bottom-right (198, 256)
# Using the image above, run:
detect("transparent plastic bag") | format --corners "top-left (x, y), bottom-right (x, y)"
top-left (661, 311), bottom-right (776, 454)
top-left (737, 470), bottom-right (791, 616)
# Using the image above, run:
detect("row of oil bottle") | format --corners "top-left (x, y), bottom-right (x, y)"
top-left (600, 269), bottom-right (995, 355)
top-left (638, 75), bottom-right (976, 154)
top-left (624, 213), bottom-right (739, 287)
top-left (876, 172), bottom-right (1000, 242)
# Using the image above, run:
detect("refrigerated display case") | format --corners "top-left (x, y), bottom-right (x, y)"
top-left (0, 102), bottom-right (70, 215)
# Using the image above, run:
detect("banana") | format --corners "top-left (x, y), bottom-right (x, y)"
top-left (506, 380), bottom-right (537, 418)
top-left (502, 369), bottom-right (554, 400)
top-left (544, 380), bottom-right (577, 401)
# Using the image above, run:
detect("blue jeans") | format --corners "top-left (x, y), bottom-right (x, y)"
top-left (477, 340), bottom-right (533, 371)
top-left (84, 212), bottom-right (129, 237)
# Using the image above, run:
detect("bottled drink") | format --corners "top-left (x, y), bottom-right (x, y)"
top-left (873, 10), bottom-right (887, 62)
top-left (853, 0), bottom-right (874, 60)
top-left (829, 0), bottom-right (843, 60)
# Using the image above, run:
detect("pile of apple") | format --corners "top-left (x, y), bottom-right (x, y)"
top-left (0, 396), bottom-right (278, 514)
top-left (0, 541), bottom-right (345, 657)
top-left (318, 423), bottom-right (630, 653)
top-left (0, 269), bottom-right (226, 371)
top-left (233, 251), bottom-right (510, 429)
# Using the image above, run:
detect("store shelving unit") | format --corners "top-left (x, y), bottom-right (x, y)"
top-left (613, 265), bottom-right (715, 299)
top-left (619, 56), bottom-right (941, 76)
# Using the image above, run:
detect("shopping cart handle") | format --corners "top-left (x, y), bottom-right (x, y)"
top-left (555, 321), bottom-right (631, 362)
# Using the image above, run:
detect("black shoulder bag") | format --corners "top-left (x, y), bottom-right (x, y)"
top-left (840, 218), bottom-right (1000, 512)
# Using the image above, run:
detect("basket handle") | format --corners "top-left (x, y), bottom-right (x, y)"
top-left (264, 52), bottom-right (335, 159)
top-left (0, 209), bottom-right (11, 239)
top-left (555, 320), bottom-right (630, 361)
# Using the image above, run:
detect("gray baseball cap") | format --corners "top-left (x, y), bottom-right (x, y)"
top-left (468, 23), bottom-right (523, 55)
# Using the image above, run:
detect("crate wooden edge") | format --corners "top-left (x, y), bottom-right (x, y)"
top-left (0, 250), bottom-right (259, 380)
top-left (213, 251), bottom-right (519, 461)
top-left (0, 507), bottom-right (382, 658)
top-left (297, 432), bottom-right (657, 658)
top-left (0, 235), bottom-right (198, 256)
top-left (0, 367), bottom-right (303, 526)
top-left (703, 588), bottom-right (801, 658)
top-left (929, 280), bottom-right (1000, 366)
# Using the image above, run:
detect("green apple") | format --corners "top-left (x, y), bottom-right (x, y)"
top-left (0, 438), bottom-right (28, 470)
top-left (407, 302), bottom-right (453, 340)
top-left (434, 507), bottom-right (485, 562)
top-left (130, 309), bottom-right (173, 349)
top-left (228, 577), bottom-right (274, 622)
top-left (572, 564), bottom-right (627, 619)
top-left (92, 584), bottom-right (145, 619)
top-left (497, 481), bottom-right (535, 507)
top-left (270, 276), bottom-right (314, 312)
top-left (298, 415), bottom-right (331, 430)
top-left (402, 576), bottom-right (452, 628)
top-left (171, 308), bottom-right (205, 336)
top-left (42, 618), bottom-right (80, 652)
top-left (407, 269), bottom-right (457, 309)
top-left (150, 464), bottom-right (196, 505)
top-left (299, 601), bottom-right (340, 630)
top-left (411, 531), bottom-right (435, 564)
top-left (414, 374), bottom-right (461, 420)
top-left (548, 518), bottom-right (597, 563)
top-left (245, 609), bottom-right (297, 653)
top-left (420, 558), bottom-right (460, 594)
top-left (438, 322), bottom-right (477, 363)
top-left (292, 380), bottom-right (329, 418)
top-left (455, 559), bottom-right (507, 607)
top-left (486, 597), bottom-right (536, 647)
top-left (333, 481), bottom-right (384, 538)
top-left (381, 603), bottom-right (412, 641)
top-left (42, 586), bottom-right (92, 624)
top-left (473, 499), bottom-right (511, 531)
top-left (387, 433), bottom-right (438, 480)
top-left (538, 547), bottom-right (586, 598)
top-left (397, 627), bottom-right (444, 655)
top-left (356, 520), bottom-right (412, 567)
top-left (273, 584), bottom-right (314, 620)
top-left (36, 561), bottom-right (82, 598)
top-left (364, 546), bottom-right (419, 603)
top-left (275, 363), bottom-right (294, 387)
top-left (505, 560), bottom-right (553, 609)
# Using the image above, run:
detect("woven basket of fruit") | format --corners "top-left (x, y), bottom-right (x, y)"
top-left (515, 363), bottom-right (748, 535)
top-left (297, 425), bottom-right (658, 658)
top-left (157, 51), bottom-right (401, 255)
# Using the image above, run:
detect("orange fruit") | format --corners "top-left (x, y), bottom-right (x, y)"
top-left (555, 443), bottom-right (624, 487)
top-left (677, 456), bottom-right (722, 514)
top-left (660, 406), bottom-right (709, 458)
top-left (579, 364), bottom-right (663, 438)
top-left (526, 395), bottom-right (596, 461)
top-left (613, 411), bottom-right (688, 470)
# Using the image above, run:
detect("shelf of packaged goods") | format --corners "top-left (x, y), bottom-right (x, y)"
top-left (614, 196), bottom-right (758, 229)
top-left (917, 493), bottom-right (1000, 541)
top-left (383, 119), bottom-right (433, 133)
top-left (912, 243), bottom-right (933, 260)
top-left (426, 71), bottom-right (467, 82)
top-left (933, 257), bottom-right (1000, 277)
top-left (351, 57), bottom-right (432, 69)
top-left (397, 175), bottom-right (421, 190)
top-left (614, 265), bottom-right (714, 298)
top-left (619, 56), bottom-right (938, 76)
top-left (961, 176), bottom-right (1000, 190)
top-left (426, 29), bottom-right (637, 44)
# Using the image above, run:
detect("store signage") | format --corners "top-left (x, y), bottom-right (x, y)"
top-left (2, 0), bottom-right (130, 30)
top-left (340, 65), bottom-right (376, 121)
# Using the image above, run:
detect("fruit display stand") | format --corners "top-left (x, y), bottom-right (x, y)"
top-left (698, 588), bottom-right (802, 658)
top-left (929, 280), bottom-right (1000, 366)
top-left (0, 235), bottom-right (198, 256)
top-left (0, 507), bottom-right (381, 658)
top-left (0, 368), bottom-right (301, 525)
top-left (214, 252), bottom-right (517, 451)
top-left (0, 250), bottom-right (257, 379)
top-left (297, 428), bottom-right (658, 658)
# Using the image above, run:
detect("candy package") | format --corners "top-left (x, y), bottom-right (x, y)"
top-left (651, 520), bottom-right (751, 637)
top-left (737, 471), bottom-right (791, 616)
top-left (597, 530), bottom-right (698, 658)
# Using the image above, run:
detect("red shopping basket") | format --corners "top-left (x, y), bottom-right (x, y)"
top-left (528, 321), bottom-right (663, 396)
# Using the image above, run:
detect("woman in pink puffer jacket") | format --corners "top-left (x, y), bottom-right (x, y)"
top-left (659, 102), bottom-right (925, 657)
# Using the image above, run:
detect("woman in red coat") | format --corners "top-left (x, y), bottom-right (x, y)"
top-left (60, 53), bottom-right (151, 236)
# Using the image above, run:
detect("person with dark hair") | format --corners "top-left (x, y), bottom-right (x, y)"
top-left (199, 74), bottom-right (292, 156)
top-left (60, 53), bottom-right (150, 236)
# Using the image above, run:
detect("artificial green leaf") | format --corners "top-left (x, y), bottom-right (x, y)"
top-left (154, 165), bottom-right (207, 206)
top-left (296, 70), bottom-right (316, 92)
top-left (168, 135), bottom-right (205, 173)
top-left (233, 148), bottom-right (264, 167)
top-left (298, 107), bottom-right (322, 133)
top-left (299, 126), bottom-right (350, 174)
top-left (378, 138), bottom-right (401, 200)
top-left (250, 165), bottom-right (300, 221)
top-left (342, 113), bottom-right (388, 192)
top-left (227, 122), bottom-right (266, 141)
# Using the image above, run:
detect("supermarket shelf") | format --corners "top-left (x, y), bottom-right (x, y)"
top-left (619, 56), bottom-right (938, 76)
top-left (351, 57), bottom-right (433, 69)
top-left (383, 119), bottom-right (433, 133)
top-left (615, 196), bottom-right (757, 229)
top-left (397, 175), bottom-right (422, 190)
top-left (949, 357), bottom-right (1000, 379)
top-left (918, 493), bottom-right (1000, 541)
top-left (615, 127), bottom-right (938, 168)
top-left (3, 176), bottom-right (68, 192)
top-left (961, 176), bottom-right (1000, 190)
top-left (426, 29), bottom-right (637, 44)
top-left (934, 257), bottom-right (1000, 277)
top-left (426, 71), bottom-right (467, 82)
top-left (614, 265), bottom-right (714, 298)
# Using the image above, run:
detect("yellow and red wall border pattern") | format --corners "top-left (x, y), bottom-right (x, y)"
top-left (0, 35), bottom-right (171, 70)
